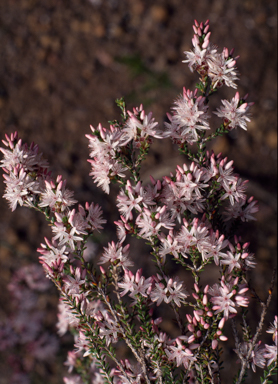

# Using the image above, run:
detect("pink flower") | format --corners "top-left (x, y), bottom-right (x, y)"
top-left (98, 242), bottom-right (133, 268)
top-left (209, 282), bottom-right (237, 320)
top-left (38, 240), bottom-right (69, 266)
top-left (150, 276), bottom-right (188, 307)
top-left (74, 331), bottom-right (91, 356)
top-left (170, 87), bottom-right (210, 143)
top-left (207, 48), bottom-right (239, 89)
top-left (2, 167), bottom-right (41, 211)
top-left (220, 251), bottom-right (241, 273)
top-left (266, 316), bottom-right (277, 343)
top-left (39, 177), bottom-right (77, 212)
top-left (85, 202), bottom-right (106, 231)
top-left (264, 340), bottom-right (277, 366)
top-left (165, 337), bottom-right (196, 368)
top-left (214, 92), bottom-right (253, 130)
top-left (118, 269), bottom-right (152, 303)
top-left (234, 341), bottom-right (266, 372)
top-left (64, 268), bottom-right (86, 297)
top-left (117, 185), bottom-right (143, 219)
top-left (123, 108), bottom-right (163, 143)
top-left (98, 311), bottom-right (119, 346)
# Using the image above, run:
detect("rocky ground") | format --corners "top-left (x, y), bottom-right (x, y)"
top-left (0, 0), bottom-right (277, 383)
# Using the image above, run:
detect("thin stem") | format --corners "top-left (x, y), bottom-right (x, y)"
top-left (207, 361), bottom-right (215, 384)
top-left (100, 288), bottom-right (152, 384)
top-left (235, 269), bottom-right (276, 384)
top-left (260, 361), bottom-right (278, 384)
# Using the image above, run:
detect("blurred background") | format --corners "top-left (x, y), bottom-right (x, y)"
top-left (0, 0), bottom-right (277, 383)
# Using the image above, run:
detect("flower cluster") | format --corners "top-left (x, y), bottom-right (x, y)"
top-left (1, 20), bottom-right (276, 384)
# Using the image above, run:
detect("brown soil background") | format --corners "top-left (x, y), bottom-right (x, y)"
top-left (0, 0), bottom-right (277, 383)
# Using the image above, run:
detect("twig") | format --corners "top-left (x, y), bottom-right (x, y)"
top-left (100, 288), bottom-right (152, 384)
top-left (235, 269), bottom-right (276, 384)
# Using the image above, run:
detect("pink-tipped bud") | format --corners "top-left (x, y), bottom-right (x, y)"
top-left (149, 175), bottom-right (156, 185)
top-left (204, 25), bottom-right (210, 34)
top-left (219, 335), bottom-right (228, 341)
top-left (202, 39), bottom-right (210, 49)
top-left (192, 293), bottom-right (199, 300)
top-left (135, 269), bottom-right (142, 283)
top-left (218, 318), bottom-right (225, 329)
top-left (243, 242), bottom-right (250, 249)
top-left (227, 59), bottom-right (236, 68)
top-left (155, 212), bottom-right (160, 220)
top-left (212, 339), bottom-right (218, 349)
top-left (204, 285), bottom-right (209, 294)
top-left (238, 287), bottom-right (249, 294)
top-left (223, 47), bottom-right (229, 58)
top-left (188, 335), bottom-right (195, 343)
top-left (125, 222), bottom-right (131, 230)
top-left (194, 311), bottom-right (200, 322)
top-left (154, 317), bottom-right (162, 325)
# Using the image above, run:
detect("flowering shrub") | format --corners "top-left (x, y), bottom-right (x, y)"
top-left (1, 20), bottom-right (277, 384)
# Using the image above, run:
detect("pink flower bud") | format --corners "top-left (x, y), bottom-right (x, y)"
top-left (188, 335), bottom-right (195, 343)
top-left (194, 311), bottom-right (200, 322)
top-left (243, 242), bottom-right (250, 249)
top-left (202, 39), bottom-right (209, 49)
top-left (219, 335), bottom-right (228, 341)
top-left (218, 318), bottom-right (225, 329)
top-left (212, 340), bottom-right (218, 349)
top-left (241, 252), bottom-right (249, 259)
top-left (204, 25), bottom-right (210, 34)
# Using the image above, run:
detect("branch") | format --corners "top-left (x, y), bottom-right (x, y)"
top-left (235, 269), bottom-right (276, 384)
